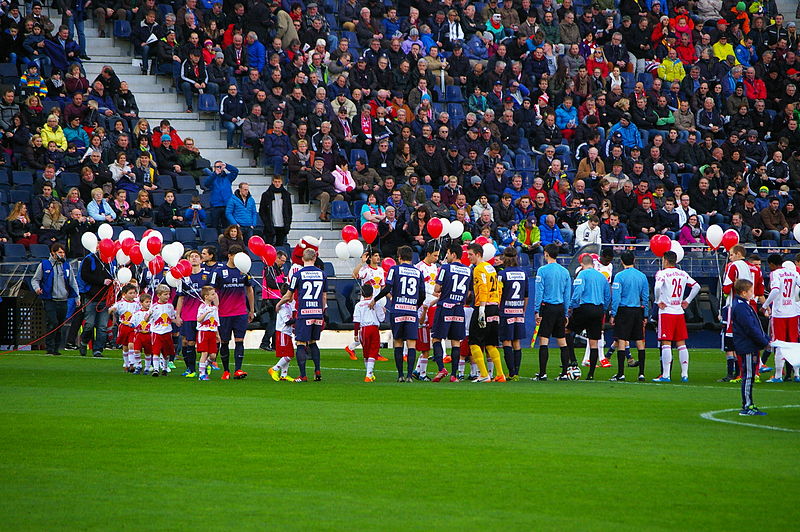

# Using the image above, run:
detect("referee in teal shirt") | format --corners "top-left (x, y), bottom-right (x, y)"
top-left (610, 251), bottom-right (650, 382)
top-left (566, 254), bottom-right (611, 380)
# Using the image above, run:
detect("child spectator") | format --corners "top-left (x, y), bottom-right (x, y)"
top-left (196, 286), bottom-right (220, 381)
top-left (268, 285), bottom-right (296, 381)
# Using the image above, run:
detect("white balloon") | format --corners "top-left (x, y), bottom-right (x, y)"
top-left (794, 224), bottom-right (800, 245)
top-left (335, 241), bottom-right (350, 260)
top-left (347, 239), bottom-right (364, 258)
top-left (706, 224), bottom-right (723, 250)
top-left (438, 218), bottom-right (450, 239)
top-left (141, 237), bottom-right (155, 261)
top-left (162, 243), bottom-right (182, 266)
top-left (482, 242), bottom-right (495, 262)
top-left (116, 250), bottom-right (130, 266)
top-left (170, 241), bottom-right (184, 260)
top-left (118, 230), bottom-right (134, 243)
top-left (97, 223), bottom-right (113, 240)
top-left (81, 232), bottom-right (98, 253)
top-left (233, 252), bottom-right (252, 274)
top-left (164, 272), bottom-right (181, 288)
top-left (116, 266), bottom-right (132, 284)
top-left (669, 240), bottom-right (684, 263)
top-left (784, 261), bottom-right (795, 270)
top-left (448, 220), bottom-right (464, 239)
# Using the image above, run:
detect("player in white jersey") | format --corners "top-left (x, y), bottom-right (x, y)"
top-left (653, 251), bottom-right (700, 383)
top-left (352, 284), bottom-right (386, 382)
top-left (763, 255), bottom-right (800, 382)
top-left (108, 284), bottom-right (141, 372)
top-left (412, 243), bottom-right (440, 380)
top-left (345, 251), bottom-right (386, 360)
top-left (268, 284), bottom-right (296, 382)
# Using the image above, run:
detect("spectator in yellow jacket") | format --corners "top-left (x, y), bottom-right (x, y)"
top-left (712, 35), bottom-right (737, 64)
top-left (40, 114), bottom-right (67, 151)
top-left (657, 49), bottom-right (686, 82)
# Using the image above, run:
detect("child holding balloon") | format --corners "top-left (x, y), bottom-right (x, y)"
top-left (147, 285), bottom-right (178, 376)
top-left (108, 283), bottom-right (141, 373)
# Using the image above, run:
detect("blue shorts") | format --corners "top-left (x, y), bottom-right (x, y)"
top-left (431, 304), bottom-right (466, 341)
top-left (180, 320), bottom-right (198, 341)
top-left (499, 316), bottom-right (526, 342)
top-left (391, 314), bottom-right (418, 341)
top-left (295, 316), bottom-right (324, 343)
top-left (219, 314), bottom-right (248, 341)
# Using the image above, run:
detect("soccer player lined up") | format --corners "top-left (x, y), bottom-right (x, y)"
top-left (653, 251), bottom-right (700, 383)
top-left (196, 286), bottom-right (220, 381)
top-left (371, 246), bottom-right (426, 382)
top-left (211, 245), bottom-right (255, 380)
top-left (467, 242), bottom-right (505, 383)
top-left (148, 285), bottom-right (178, 377)
top-left (269, 284), bottom-right (297, 382)
top-left (278, 248), bottom-right (327, 382)
top-left (345, 250), bottom-right (385, 361)
top-left (174, 250), bottom-right (210, 379)
top-left (498, 247), bottom-right (528, 381)
top-left (108, 284), bottom-right (140, 373)
top-left (533, 244), bottom-right (571, 381)
top-left (609, 252), bottom-right (649, 382)
top-left (762, 255), bottom-right (800, 383)
top-left (566, 253), bottom-right (611, 381)
top-left (131, 293), bottom-right (153, 374)
top-left (353, 284), bottom-right (386, 382)
top-left (426, 243), bottom-right (472, 383)
top-left (730, 279), bottom-right (770, 417)
top-left (413, 242), bottom-right (441, 381)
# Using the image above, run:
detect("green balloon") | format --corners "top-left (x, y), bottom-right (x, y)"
top-left (462, 231), bottom-right (473, 241)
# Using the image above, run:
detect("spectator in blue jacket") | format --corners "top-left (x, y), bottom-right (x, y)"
top-left (226, 182), bottom-right (258, 240)
top-left (539, 214), bottom-right (565, 250)
top-left (607, 114), bottom-right (643, 149)
top-left (245, 31), bottom-right (266, 73)
top-left (600, 213), bottom-right (629, 244)
top-left (202, 161), bottom-right (239, 231)
top-left (263, 119), bottom-right (292, 174)
top-left (555, 96), bottom-right (578, 135)
top-left (731, 279), bottom-right (770, 416)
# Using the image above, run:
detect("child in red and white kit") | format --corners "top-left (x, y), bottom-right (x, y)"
top-left (196, 286), bottom-right (220, 381)
top-left (131, 293), bottom-right (153, 375)
top-left (109, 283), bottom-right (140, 372)
top-left (268, 285), bottom-right (296, 381)
top-left (352, 284), bottom-right (386, 382)
top-left (148, 284), bottom-right (178, 376)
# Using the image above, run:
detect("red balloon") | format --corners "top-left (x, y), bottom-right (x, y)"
top-left (146, 236), bottom-right (162, 255)
top-left (475, 236), bottom-right (489, 246)
top-left (170, 266), bottom-right (185, 279)
top-left (721, 229), bottom-right (740, 251)
top-left (248, 235), bottom-right (266, 257)
top-left (148, 255), bottom-right (165, 276)
top-left (98, 238), bottom-right (115, 263)
top-left (129, 244), bottom-right (144, 265)
top-left (427, 218), bottom-right (443, 239)
top-left (121, 238), bottom-right (136, 255)
top-left (361, 222), bottom-right (378, 244)
top-left (649, 235), bottom-right (671, 257)
top-left (175, 259), bottom-right (192, 278)
top-left (114, 240), bottom-right (122, 254)
top-left (262, 244), bottom-right (277, 266)
top-left (381, 257), bottom-right (396, 274)
top-left (341, 225), bottom-right (358, 243)
top-left (460, 250), bottom-right (471, 266)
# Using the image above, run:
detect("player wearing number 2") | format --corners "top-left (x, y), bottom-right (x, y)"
top-left (498, 247), bottom-right (528, 381)
top-left (762, 255), bottom-right (800, 382)
top-left (372, 246), bottom-right (426, 382)
top-left (653, 251), bottom-right (700, 383)
top-left (278, 248), bottom-right (328, 382)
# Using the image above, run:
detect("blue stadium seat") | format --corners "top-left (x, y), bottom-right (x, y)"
top-left (445, 85), bottom-right (465, 103)
top-left (198, 94), bottom-right (218, 113)
top-left (156, 175), bottom-right (175, 190)
top-left (349, 149), bottom-right (367, 167)
top-left (3, 244), bottom-right (26, 258)
top-left (621, 71), bottom-right (635, 88)
top-left (761, 239), bottom-right (778, 247)
top-left (113, 19), bottom-right (132, 39)
top-left (0, 63), bottom-right (17, 84)
top-left (9, 189), bottom-right (31, 204)
top-left (175, 175), bottom-right (197, 193)
top-left (330, 200), bottom-right (355, 225)
top-left (200, 227), bottom-right (218, 243)
top-left (60, 172), bottom-right (80, 189)
top-left (12, 170), bottom-right (33, 187)
top-left (29, 244), bottom-right (50, 259)
top-left (174, 227), bottom-right (197, 244)
top-left (323, 262), bottom-right (335, 278)
top-left (175, 193), bottom-right (193, 207)
top-left (130, 226), bottom-right (147, 240)
top-left (515, 153), bottom-right (533, 170)
top-left (154, 227), bottom-right (174, 243)
top-left (447, 103), bottom-right (465, 119)
top-left (422, 184), bottom-right (433, 199)
top-left (352, 199), bottom-right (365, 227)
top-left (432, 102), bottom-right (445, 115)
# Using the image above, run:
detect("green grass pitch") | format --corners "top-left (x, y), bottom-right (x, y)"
top-left (1, 348), bottom-right (799, 531)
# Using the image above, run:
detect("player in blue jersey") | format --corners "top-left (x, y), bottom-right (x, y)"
top-left (424, 243), bottom-right (472, 382)
top-left (371, 245), bottom-right (426, 382)
top-left (277, 247), bottom-right (328, 382)
top-left (210, 245), bottom-right (255, 380)
top-left (498, 247), bottom-right (529, 381)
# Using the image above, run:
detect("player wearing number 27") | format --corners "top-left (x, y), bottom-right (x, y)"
top-left (653, 251), bottom-right (700, 383)
top-left (762, 256), bottom-right (800, 382)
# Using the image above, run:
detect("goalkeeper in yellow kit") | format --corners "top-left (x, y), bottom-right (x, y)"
top-left (466, 243), bottom-right (506, 382)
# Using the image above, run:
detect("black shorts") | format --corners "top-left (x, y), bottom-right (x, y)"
top-left (614, 307), bottom-right (644, 342)
top-left (568, 304), bottom-right (605, 340)
top-left (537, 303), bottom-right (566, 339)
top-left (470, 304), bottom-right (499, 347)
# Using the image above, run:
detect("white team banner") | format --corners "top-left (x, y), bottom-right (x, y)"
top-left (770, 341), bottom-right (800, 366)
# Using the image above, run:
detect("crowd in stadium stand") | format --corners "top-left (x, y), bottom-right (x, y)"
top-left (1, 0), bottom-right (800, 264)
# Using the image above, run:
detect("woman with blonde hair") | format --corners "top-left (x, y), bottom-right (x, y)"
top-left (21, 94), bottom-right (45, 132)
top-left (62, 187), bottom-right (88, 216)
top-left (40, 114), bottom-right (67, 151)
top-left (24, 134), bottom-right (47, 170)
top-left (133, 118), bottom-right (151, 141)
top-left (40, 200), bottom-right (67, 245)
top-left (6, 202), bottom-right (38, 248)
top-left (134, 189), bottom-right (155, 227)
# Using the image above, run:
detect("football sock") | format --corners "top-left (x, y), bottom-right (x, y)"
top-left (726, 355), bottom-right (736, 378)
top-left (503, 345), bottom-right (514, 375)
top-left (486, 345), bottom-right (503, 377)
top-left (774, 349), bottom-right (785, 378)
top-left (638, 349), bottom-right (646, 376)
top-left (565, 334), bottom-right (576, 370)
top-left (296, 344), bottom-right (308, 378)
top-left (588, 347), bottom-right (598, 378)
top-left (199, 360), bottom-right (207, 376)
top-left (122, 352), bottom-right (130, 367)
top-left (761, 350), bottom-right (771, 364)
top-left (348, 340), bottom-right (360, 351)
top-left (559, 346), bottom-right (569, 374)
top-left (433, 342), bottom-right (445, 371)
top-left (513, 349), bottom-right (522, 376)
top-left (617, 349), bottom-right (625, 376)
top-left (678, 345), bottom-right (689, 379)
top-left (414, 356), bottom-right (424, 373)
top-left (220, 343), bottom-right (230, 372)
top-left (450, 346), bottom-right (460, 375)
top-left (365, 357), bottom-right (375, 378)
top-left (145, 355), bottom-right (153, 371)
top-left (184, 345), bottom-right (197, 372)
top-left (754, 351), bottom-right (761, 375)
top-left (417, 355), bottom-right (428, 376)
top-left (540, 345), bottom-right (551, 376)
top-left (234, 341), bottom-right (244, 371)
top-left (457, 358), bottom-right (466, 376)
top-left (309, 343), bottom-right (321, 372)
top-left (132, 351), bottom-right (141, 368)
top-left (469, 345), bottom-right (488, 378)
top-left (406, 348), bottom-right (416, 377)
top-left (393, 347), bottom-right (404, 377)
top-left (606, 345), bottom-right (616, 359)
top-left (159, 355), bottom-right (166, 371)
top-left (661, 345), bottom-right (672, 378)
top-left (469, 362), bottom-right (478, 377)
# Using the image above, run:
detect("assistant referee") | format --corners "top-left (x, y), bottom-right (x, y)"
top-left (533, 243), bottom-right (572, 380)
top-left (609, 251), bottom-right (649, 382)
top-left (566, 253), bottom-right (611, 380)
